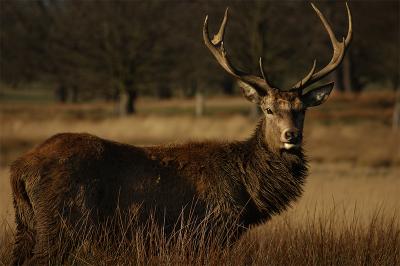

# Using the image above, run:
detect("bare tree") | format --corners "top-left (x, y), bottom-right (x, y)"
top-left (1, 1), bottom-right (397, 106)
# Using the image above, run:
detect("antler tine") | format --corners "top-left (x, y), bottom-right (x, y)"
top-left (292, 60), bottom-right (317, 90)
top-left (259, 57), bottom-right (276, 90)
top-left (203, 8), bottom-right (273, 92)
top-left (259, 57), bottom-right (267, 80)
top-left (291, 2), bottom-right (353, 91)
top-left (211, 8), bottom-right (228, 45)
top-left (311, 3), bottom-right (340, 53)
top-left (203, 11), bottom-right (236, 78)
top-left (344, 2), bottom-right (353, 46)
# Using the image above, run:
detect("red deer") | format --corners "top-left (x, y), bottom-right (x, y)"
top-left (10, 3), bottom-right (352, 265)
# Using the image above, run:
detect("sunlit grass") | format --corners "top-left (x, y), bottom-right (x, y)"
top-left (1, 206), bottom-right (398, 265)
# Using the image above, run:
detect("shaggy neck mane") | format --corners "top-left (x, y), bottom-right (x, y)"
top-left (234, 117), bottom-right (308, 224)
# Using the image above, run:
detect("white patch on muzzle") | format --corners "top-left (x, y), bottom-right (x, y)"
top-left (283, 143), bottom-right (300, 150)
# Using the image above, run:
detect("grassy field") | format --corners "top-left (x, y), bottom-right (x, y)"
top-left (0, 91), bottom-right (399, 265)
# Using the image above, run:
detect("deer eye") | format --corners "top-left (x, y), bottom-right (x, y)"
top-left (266, 108), bottom-right (273, 115)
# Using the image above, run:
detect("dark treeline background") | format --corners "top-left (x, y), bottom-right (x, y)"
top-left (0, 0), bottom-right (398, 115)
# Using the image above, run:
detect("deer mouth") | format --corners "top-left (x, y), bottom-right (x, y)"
top-left (283, 142), bottom-right (301, 150)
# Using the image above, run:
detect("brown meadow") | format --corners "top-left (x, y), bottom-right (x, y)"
top-left (0, 91), bottom-right (399, 265)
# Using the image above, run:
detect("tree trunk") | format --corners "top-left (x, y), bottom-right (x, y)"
top-left (117, 79), bottom-right (138, 116)
top-left (393, 88), bottom-right (400, 131)
top-left (342, 50), bottom-right (361, 93)
top-left (195, 90), bottom-right (205, 117)
top-left (332, 67), bottom-right (345, 93)
top-left (119, 89), bottom-right (137, 116)
top-left (126, 90), bottom-right (137, 114)
top-left (55, 84), bottom-right (68, 103)
top-left (70, 85), bottom-right (79, 103)
top-left (222, 77), bottom-right (234, 95)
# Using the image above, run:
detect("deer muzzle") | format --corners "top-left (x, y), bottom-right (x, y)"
top-left (281, 129), bottom-right (302, 150)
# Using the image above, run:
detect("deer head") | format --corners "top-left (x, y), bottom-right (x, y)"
top-left (203, 3), bottom-right (352, 152)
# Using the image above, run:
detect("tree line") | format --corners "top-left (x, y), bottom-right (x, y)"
top-left (1, 0), bottom-right (398, 115)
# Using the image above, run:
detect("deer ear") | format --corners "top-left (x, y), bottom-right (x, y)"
top-left (302, 82), bottom-right (334, 107)
top-left (238, 80), bottom-right (261, 104)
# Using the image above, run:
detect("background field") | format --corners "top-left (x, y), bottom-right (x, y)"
top-left (1, 90), bottom-right (399, 264)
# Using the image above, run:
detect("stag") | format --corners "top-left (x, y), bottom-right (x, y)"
top-left (10, 3), bottom-right (352, 265)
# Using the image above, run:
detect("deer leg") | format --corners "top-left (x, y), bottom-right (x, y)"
top-left (23, 195), bottom-right (74, 265)
top-left (24, 212), bottom-right (67, 265)
top-left (11, 211), bottom-right (36, 266)
top-left (10, 189), bottom-right (36, 266)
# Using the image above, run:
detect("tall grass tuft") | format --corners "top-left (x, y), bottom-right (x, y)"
top-left (1, 207), bottom-right (398, 265)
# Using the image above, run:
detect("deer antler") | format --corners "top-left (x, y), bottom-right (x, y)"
top-left (292, 2), bottom-right (353, 91)
top-left (203, 8), bottom-right (274, 94)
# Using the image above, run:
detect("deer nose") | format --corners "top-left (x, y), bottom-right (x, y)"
top-left (282, 129), bottom-right (300, 143)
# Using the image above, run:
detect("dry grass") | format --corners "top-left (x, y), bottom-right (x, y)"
top-left (0, 206), bottom-right (398, 265)
top-left (1, 91), bottom-right (398, 167)
top-left (0, 91), bottom-right (399, 265)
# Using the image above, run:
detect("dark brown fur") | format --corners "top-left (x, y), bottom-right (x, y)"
top-left (10, 116), bottom-right (307, 265)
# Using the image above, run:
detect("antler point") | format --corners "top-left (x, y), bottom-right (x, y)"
top-left (310, 2), bottom-right (317, 9)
